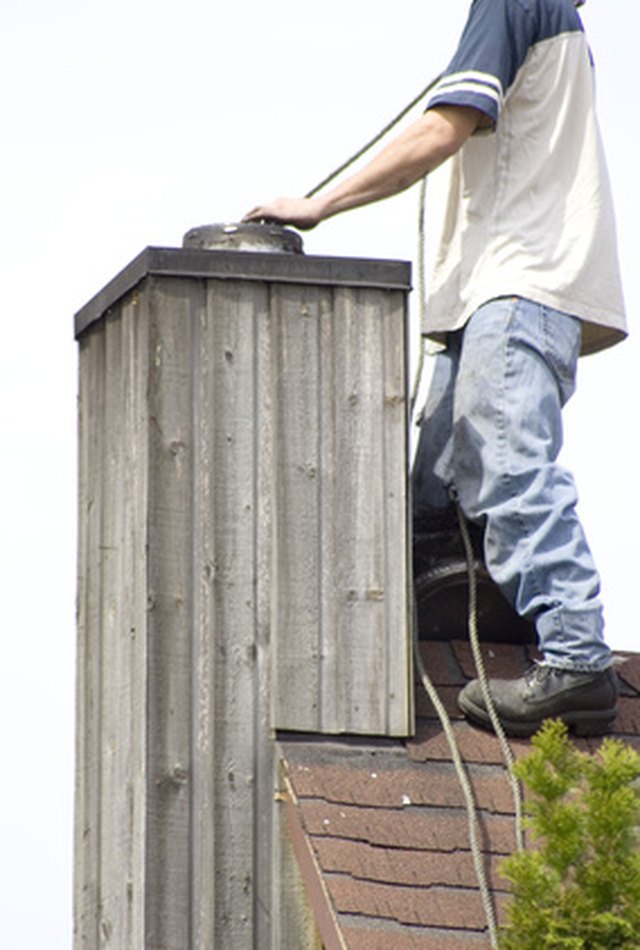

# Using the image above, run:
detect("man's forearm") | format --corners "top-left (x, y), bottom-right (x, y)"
top-left (243, 105), bottom-right (481, 230)
top-left (317, 106), bottom-right (480, 219)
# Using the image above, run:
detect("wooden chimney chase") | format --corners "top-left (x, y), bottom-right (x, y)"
top-left (74, 242), bottom-right (412, 947)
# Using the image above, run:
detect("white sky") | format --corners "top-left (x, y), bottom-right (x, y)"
top-left (1, 2), bottom-right (638, 946)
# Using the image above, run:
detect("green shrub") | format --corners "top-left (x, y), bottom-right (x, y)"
top-left (499, 719), bottom-right (640, 949)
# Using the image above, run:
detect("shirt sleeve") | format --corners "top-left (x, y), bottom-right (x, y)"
top-left (425, 0), bottom-right (537, 127)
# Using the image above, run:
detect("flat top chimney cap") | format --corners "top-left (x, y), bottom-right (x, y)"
top-left (74, 245), bottom-right (411, 339)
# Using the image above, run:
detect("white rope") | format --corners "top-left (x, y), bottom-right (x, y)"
top-left (305, 76), bottom-right (442, 200)
top-left (409, 175), bottom-right (499, 945)
top-left (454, 503), bottom-right (525, 852)
top-left (410, 176), bottom-right (428, 417)
top-left (412, 599), bottom-right (500, 948)
top-left (410, 166), bottom-right (525, 853)
top-left (302, 81), bottom-right (521, 942)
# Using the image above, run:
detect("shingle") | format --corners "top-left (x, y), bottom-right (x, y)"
top-left (616, 654), bottom-right (640, 694)
top-left (451, 640), bottom-right (531, 681)
top-left (299, 799), bottom-right (517, 855)
top-left (287, 760), bottom-right (517, 814)
top-left (280, 641), bottom-right (640, 949)
top-left (326, 875), bottom-right (507, 930)
top-left (310, 837), bottom-right (507, 892)
top-left (415, 683), bottom-right (462, 719)
top-left (614, 696), bottom-right (640, 735)
top-left (341, 925), bottom-right (490, 949)
top-left (407, 719), bottom-right (531, 766)
top-left (415, 641), bottom-right (466, 687)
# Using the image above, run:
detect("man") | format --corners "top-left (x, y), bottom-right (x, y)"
top-left (244, 0), bottom-right (627, 736)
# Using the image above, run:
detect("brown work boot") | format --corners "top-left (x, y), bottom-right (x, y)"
top-left (458, 663), bottom-right (619, 737)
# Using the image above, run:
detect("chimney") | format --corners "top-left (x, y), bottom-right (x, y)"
top-left (73, 225), bottom-right (412, 948)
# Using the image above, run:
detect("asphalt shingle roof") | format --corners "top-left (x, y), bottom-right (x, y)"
top-left (280, 640), bottom-right (640, 948)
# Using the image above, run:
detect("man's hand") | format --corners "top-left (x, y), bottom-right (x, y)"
top-left (243, 106), bottom-right (481, 233)
top-left (243, 196), bottom-right (326, 231)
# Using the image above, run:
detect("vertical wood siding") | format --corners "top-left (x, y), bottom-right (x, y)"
top-left (271, 283), bottom-right (411, 734)
top-left (75, 254), bottom-right (410, 948)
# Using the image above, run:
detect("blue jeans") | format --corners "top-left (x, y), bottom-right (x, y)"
top-left (412, 297), bottom-right (612, 672)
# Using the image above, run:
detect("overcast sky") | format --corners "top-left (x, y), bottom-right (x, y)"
top-left (1, 2), bottom-right (638, 946)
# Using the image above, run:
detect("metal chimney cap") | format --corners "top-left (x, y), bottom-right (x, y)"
top-left (183, 222), bottom-right (304, 254)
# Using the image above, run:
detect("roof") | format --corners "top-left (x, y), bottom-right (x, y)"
top-left (279, 640), bottom-right (640, 949)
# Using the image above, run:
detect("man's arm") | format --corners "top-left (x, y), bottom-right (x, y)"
top-left (243, 105), bottom-right (481, 230)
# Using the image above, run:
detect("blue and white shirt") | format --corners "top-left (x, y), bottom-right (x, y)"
top-left (424, 0), bottom-right (627, 354)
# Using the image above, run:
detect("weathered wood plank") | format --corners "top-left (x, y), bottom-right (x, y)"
top-left (205, 278), bottom-right (271, 947)
top-left (271, 284), bottom-right (330, 731)
top-left (120, 290), bottom-right (152, 949)
top-left (97, 306), bottom-right (134, 947)
top-left (188, 284), bottom-right (217, 950)
top-left (379, 288), bottom-right (413, 735)
top-left (271, 283), bottom-right (411, 736)
top-left (330, 286), bottom-right (396, 734)
top-left (273, 772), bottom-right (324, 950)
top-left (75, 292), bottom-right (152, 949)
top-left (243, 284), bottom-right (277, 950)
top-left (75, 322), bottom-right (106, 949)
top-left (145, 277), bottom-right (198, 949)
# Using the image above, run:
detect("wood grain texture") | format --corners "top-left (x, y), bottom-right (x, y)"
top-left (270, 283), bottom-right (411, 735)
top-left (74, 254), bottom-right (411, 948)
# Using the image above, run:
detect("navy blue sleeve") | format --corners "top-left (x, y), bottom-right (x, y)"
top-left (425, 0), bottom-right (582, 126)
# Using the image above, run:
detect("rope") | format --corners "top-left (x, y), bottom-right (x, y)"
top-left (406, 138), bottom-right (523, 950)
top-left (303, 74), bottom-right (437, 416)
top-left (410, 176), bottom-right (428, 416)
top-left (412, 597), bottom-right (500, 948)
top-left (305, 75), bottom-right (442, 199)
top-left (409, 147), bottom-right (525, 854)
top-left (409, 147), bottom-right (502, 944)
top-left (301, 74), bottom-right (523, 939)
top-left (409, 186), bottom-right (501, 938)
top-left (454, 502), bottom-right (525, 852)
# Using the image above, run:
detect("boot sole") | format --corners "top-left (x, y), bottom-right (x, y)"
top-left (458, 693), bottom-right (618, 738)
